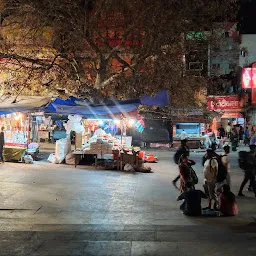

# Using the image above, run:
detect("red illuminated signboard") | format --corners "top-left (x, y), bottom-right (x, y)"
top-left (242, 64), bottom-right (256, 89)
top-left (242, 68), bottom-right (252, 88)
top-left (207, 96), bottom-right (244, 111)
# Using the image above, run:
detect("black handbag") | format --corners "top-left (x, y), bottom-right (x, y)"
top-left (189, 167), bottom-right (198, 185)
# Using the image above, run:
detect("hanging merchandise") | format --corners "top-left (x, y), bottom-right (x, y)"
top-left (135, 119), bottom-right (145, 133)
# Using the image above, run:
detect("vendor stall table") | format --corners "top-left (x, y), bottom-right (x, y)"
top-left (3, 146), bottom-right (26, 162)
top-left (73, 150), bottom-right (111, 168)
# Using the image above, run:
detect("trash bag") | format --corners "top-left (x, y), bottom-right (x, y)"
top-left (47, 153), bottom-right (58, 164)
top-left (124, 163), bottom-right (135, 172)
top-left (65, 153), bottom-right (75, 165)
top-left (24, 155), bottom-right (33, 164)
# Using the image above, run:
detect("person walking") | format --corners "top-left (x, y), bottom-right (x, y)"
top-left (244, 126), bottom-right (250, 145)
top-left (180, 129), bottom-right (187, 141)
top-left (172, 139), bottom-right (190, 189)
top-left (239, 126), bottom-right (244, 144)
top-left (0, 127), bottom-right (5, 163)
top-left (250, 130), bottom-right (256, 145)
top-left (177, 182), bottom-right (207, 216)
top-left (218, 125), bottom-right (225, 139)
top-left (230, 126), bottom-right (239, 151)
top-left (203, 149), bottom-right (219, 210)
top-left (226, 123), bottom-right (232, 139)
top-left (238, 145), bottom-right (256, 197)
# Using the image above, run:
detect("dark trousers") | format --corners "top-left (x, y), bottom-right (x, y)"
top-left (239, 171), bottom-right (256, 195)
top-left (173, 175), bottom-right (180, 183)
top-left (0, 146), bottom-right (3, 162)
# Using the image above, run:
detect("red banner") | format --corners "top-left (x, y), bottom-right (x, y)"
top-left (221, 112), bottom-right (242, 118)
top-left (207, 96), bottom-right (244, 111)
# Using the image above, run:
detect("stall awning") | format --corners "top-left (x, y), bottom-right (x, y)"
top-left (0, 96), bottom-right (52, 114)
top-left (52, 102), bottom-right (140, 118)
top-left (0, 90), bottom-right (169, 116)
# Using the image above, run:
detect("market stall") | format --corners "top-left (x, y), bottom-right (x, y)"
top-left (71, 115), bottom-right (143, 170)
top-left (0, 96), bottom-right (53, 162)
top-left (0, 112), bottom-right (29, 161)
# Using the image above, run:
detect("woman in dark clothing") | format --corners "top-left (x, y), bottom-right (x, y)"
top-left (179, 154), bottom-right (196, 193)
top-left (239, 126), bottom-right (244, 144)
top-left (230, 127), bottom-right (239, 151)
top-left (219, 184), bottom-right (238, 216)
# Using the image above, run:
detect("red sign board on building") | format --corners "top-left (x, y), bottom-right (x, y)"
top-left (207, 96), bottom-right (244, 111)
top-left (242, 68), bottom-right (252, 89)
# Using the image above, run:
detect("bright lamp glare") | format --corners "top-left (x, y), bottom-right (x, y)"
top-left (98, 120), bottom-right (104, 126)
top-left (128, 119), bottom-right (135, 126)
top-left (14, 114), bottom-right (22, 120)
top-left (114, 119), bottom-right (120, 125)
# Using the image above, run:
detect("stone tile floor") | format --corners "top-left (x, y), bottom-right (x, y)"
top-left (0, 150), bottom-right (255, 255)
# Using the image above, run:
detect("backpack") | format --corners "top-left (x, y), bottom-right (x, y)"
top-left (174, 151), bottom-right (181, 164)
top-left (217, 155), bottom-right (227, 182)
top-left (204, 158), bottom-right (217, 181)
top-left (238, 151), bottom-right (249, 170)
top-left (189, 166), bottom-right (198, 185)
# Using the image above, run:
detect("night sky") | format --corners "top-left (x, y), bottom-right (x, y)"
top-left (240, 0), bottom-right (256, 33)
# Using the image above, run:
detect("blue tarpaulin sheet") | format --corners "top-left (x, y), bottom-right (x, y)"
top-left (52, 103), bottom-right (140, 117)
top-left (140, 90), bottom-right (169, 106)
top-left (0, 90), bottom-right (169, 117)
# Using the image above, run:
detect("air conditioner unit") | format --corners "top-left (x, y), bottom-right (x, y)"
top-left (188, 62), bottom-right (203, 71)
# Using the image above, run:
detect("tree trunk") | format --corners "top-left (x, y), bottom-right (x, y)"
top-left (94, 58), bottom-right (107, 89)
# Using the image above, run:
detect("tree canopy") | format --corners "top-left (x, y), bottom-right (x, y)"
top-left (0, 0), bottom-right (238, 105)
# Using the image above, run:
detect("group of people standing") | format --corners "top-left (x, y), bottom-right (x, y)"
top-left (219, 123), bottom-right (247, 151)
top-left (173, 140), bottom-right (238, 217)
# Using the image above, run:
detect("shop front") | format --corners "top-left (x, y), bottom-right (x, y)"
top-left (44, 99), bottom-right (147, 170)
top-left (71, 115), bottom-right (145, 170)
top-left (207, 95), bottom-right (245, 129)
top-left (170, 109), bottom-right (208, 149)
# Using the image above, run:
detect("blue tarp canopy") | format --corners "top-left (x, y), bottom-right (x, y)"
top-left (52, 102), bottom-right (140, 117)
top-left (44, 97), bottom-right (140, 118)
top-left (0, 91), bottom-right (169, 117)
top-left (140, 90), bottom-right (169, 106)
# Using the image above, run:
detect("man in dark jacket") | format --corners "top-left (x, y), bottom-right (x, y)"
top-left (238, 145), bottom-right (256, 197)
top-left (173, 140), bottom-right (190, 189)
top-left (177, 182), bottom-right (207, 216)
top-left (0, 127), bottom-right (5, 163)
top-left (218, 125), bottom-right (225, 139)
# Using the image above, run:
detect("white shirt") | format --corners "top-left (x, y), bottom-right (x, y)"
top-left (180, 131), bottom-right (187, 140)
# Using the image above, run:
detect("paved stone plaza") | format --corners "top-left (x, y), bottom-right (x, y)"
top-left (0, 150), bottom-right (255, 255)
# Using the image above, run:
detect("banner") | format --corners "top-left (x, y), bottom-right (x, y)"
top-left (221, 112), bottom-right (242, 118)
top-left (207, 96), bottom-right (244, 111)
